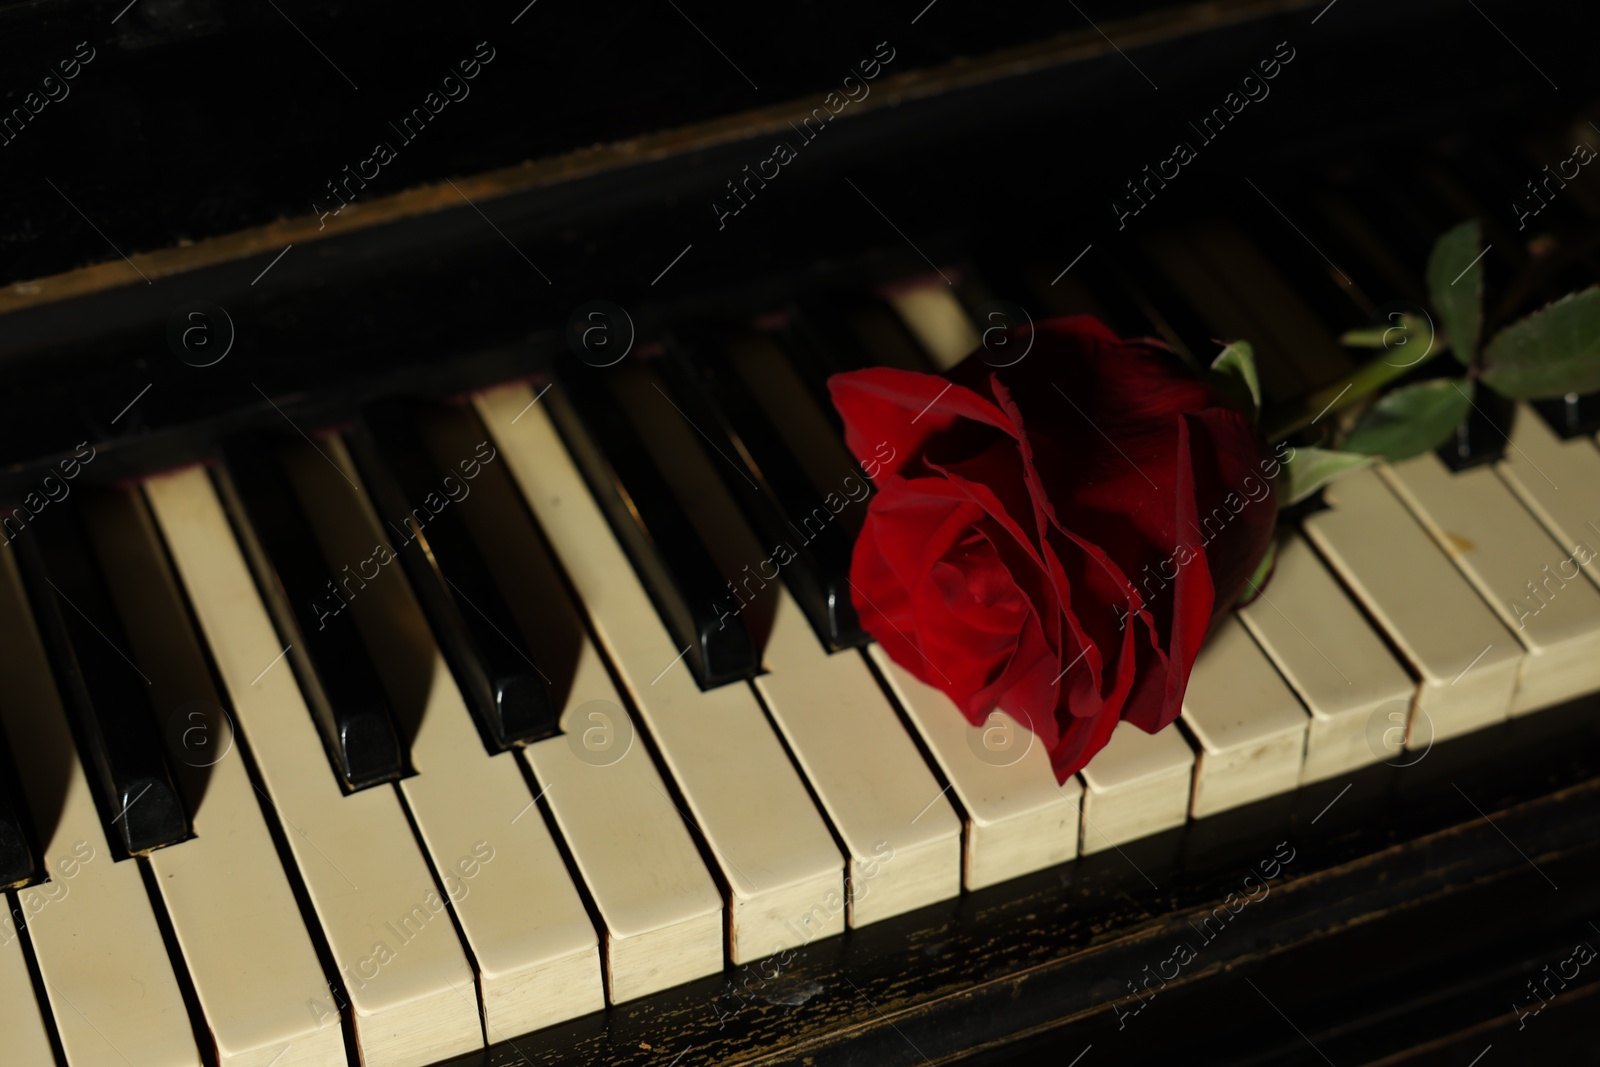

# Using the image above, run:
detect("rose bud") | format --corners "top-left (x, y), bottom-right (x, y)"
top-left (829, 316), bottom-right (1282, 781)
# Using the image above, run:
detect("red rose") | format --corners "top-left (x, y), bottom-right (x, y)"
top-left (829, 316), bottom-right (1281, 781)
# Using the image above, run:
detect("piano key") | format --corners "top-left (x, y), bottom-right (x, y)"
top-left (0, 889), bottom-right (56, 1067)
top-left (1238, 534), bottom-right (1416, 783)
top-left (220, 440), bottom-right (406, 790)
top-left (1530, 391), bottom-right (1600, 439)
top-left (1222, 188), bottom-right (1374, 324)
top-left (1139, 230), bottom-right (1305, 403)
top-left (1312, 191), bottom-right (1424, 303)
top-left (15, 504), bottom-right (188, 856)
top-left (476, 383), bottom-right (845, 964)
top-left (880, 276), bottom-right (982, 371)
top-left (1183, 220), bottom-right (1354, 389)
top-left (547, 358), bottom-right (759, 689)
top-left (764, 298), bottom-right (927, 448)
top-left (1381, 451), bottom-right (1600, 714)
top-left (1180, 616), bottom-right (1309, 818)
top-left (144, 467), bottom-right (482, 1067)
top-left (1077, 719), bottom-right (1195, 855)
top-left (1416, 164), bottom-right (1525, 276)
top-left (524, 680), bottom-right (724, 1001)
top-left (820, 297), bottom-right (934, 373)
top-left (1093, 244), bottom-right (1210, 362)
top-left (617, 360), bottom-right (960, 924)
top-left (1004, 260), bottom-right (1113, 323)
top-left (421, 402), bottom-right (722, 1001)
top-left (867, 646), bottom-right (1081, 891)
top-left (83, 486), bottom-right (346, 1067)
top-left (279, 435), bottom-right (604, 1036)
top-left (759, 594), bottom-right (962, 923)
top-left (1435, 387), bottom-right (1516, 472)
top-left (0, 744), bottom-right (35, 887)
top-left (724, 329), bottom-right (871, 538)
top-left (0, 548), bottom-right (202, 1067)
top-left (661, 334), bottom-right (865, 648)
top-left (347, 401), bottom-right (557, 747)
top-left (1498, 402), bottom-right (1600, 586)
top-left (1302, 467), bottom-right (1521, 741)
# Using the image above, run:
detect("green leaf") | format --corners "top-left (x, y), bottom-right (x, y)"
top-left (1480, 287), bottom-right (1600, 399)
top-left (1342, 378), bottom-right (1474, 461)
top-left (1284, 446), bottom-right (1374, 505)
top-left (1235, 537), bottom-right (1279, 607)
top-left (1426, 220), bottom-right (1484, 366)
top-left (1209, 341), bottom-right (1261, 423)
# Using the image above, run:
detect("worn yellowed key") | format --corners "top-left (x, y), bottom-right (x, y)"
top-left (147, 467), bottom-right (481, 1067)
top-left (283, 437), bottom-right (604, 1037)
top-left (1383, 452), bottom-right (1600, 715)
top-left (1078, 720), bottom-right (1195, 853)
top-left (1497, 403), bottom-right (1600, 590)
top-left (421, 403), bottom-right (723, 1003)
top-left (478, 384), bottom-right (845, 965)
top-left (1181, 616), bottom-right (1309, 818)
top-left (0, 888), bottom-right (59, 1066)
top-left (1239, 533), bottom-right (1415, 783)
top-left (0, 549), bottom-right (202, 1067)
top-left (870, 647), bottom-right (1083, 890)
top-left (88, 488), bottom-right (345, 1067)
top-left (1304, 467), bottom-right (1520, 743)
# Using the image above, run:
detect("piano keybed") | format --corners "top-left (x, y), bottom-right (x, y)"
top-left (3, 150), bottom-right (1600, 1067)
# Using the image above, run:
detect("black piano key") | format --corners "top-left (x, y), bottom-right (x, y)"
top-left (346, 401), bottom-right (557, 748)
top-left (1531, 391), bottom-right (1600, 439)
top-left (16, 505), bottom-right (188, 856)
top-left (545, 357), bottom-right (759, 689)
top-left (965, 248), bottom-right (1119, 330)
top-left (1101, 240), bottom-right (1211, 364)
top-left (1436, 386), bottom-right (1516, 471)
top-left (770, 295), bottom-right (932, 442)
top-left (219, 440), bottom-right (406, 790)
top-left (0, 739), bottom-right (35, 887)
top-left (660, 335), bottom-right (867, 649)
top-left (1219, 188), bottom-right (1373, 330)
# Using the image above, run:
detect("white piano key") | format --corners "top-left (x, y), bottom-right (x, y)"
top-left (758, 593), bottom-right (962, 926)
top-left (1181, 616), bottom-right (1308, 818)
top-left (144, 467), bottom-right (481, 1067)
top-left (0, 890), bottom-right (57, 1067)
top-left (476, 384), bottom-right (844, 965)
top-left (419, 404), bottom-right (722, 1004)
top-left (522, 661), bottom-right (724, 1003)
top-left (1498, 403), bottom-right (1600, 589)
top-left (282, 437), bottom-right (603, 1037)
top-left (1382, 451), bottom-right (1600, 715)
top-left (866, 646), bottom-right (1080, 891)
top-left (85, 489), bottom-right (345, 1067)
top-left (607, 363), bottom-right (961, 928)
top-left (1304, 467), bottom-right (1521, 742)
top-left (882, 279), bottom-right (981, 370)
top-left (0, 550), bottom-right (202, 1067)
top-left (1077, 720), bottom-right (1195, 854)
top-left (1238, 534), bottom-right (1416, 783)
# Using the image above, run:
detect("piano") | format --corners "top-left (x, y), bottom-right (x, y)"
top-left (2, 0), bottom-right (1598, 1063)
